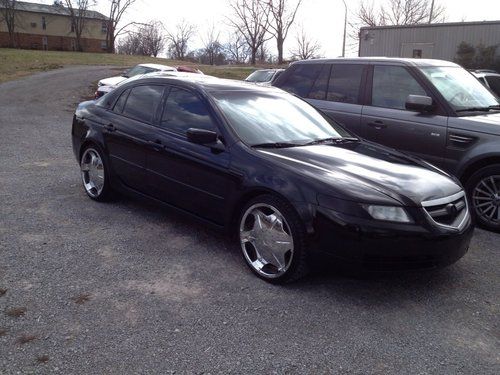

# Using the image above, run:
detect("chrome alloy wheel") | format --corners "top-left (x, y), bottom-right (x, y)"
top-left (472, 175), bottom-right (500, 224)
top-left (239, 203), bottom-right (294, 278)
top-left (80, 148), bottom-right (105, 198)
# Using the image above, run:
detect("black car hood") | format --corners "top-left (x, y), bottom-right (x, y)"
top-left (257, 142), bottom-right (462, 206)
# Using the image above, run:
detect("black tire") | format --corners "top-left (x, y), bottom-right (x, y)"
top-left (465, 164), bottom-right (500, 232)
top-left (237, 194), bottom-right (309, 283)
top-left (80, 144), bottom-right (113, 202)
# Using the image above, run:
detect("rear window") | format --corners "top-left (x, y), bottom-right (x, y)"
top-left (327, 64), bottom-right (364, 104)
top-left (122, 85), bottom-right (164, 123)
top-left (278, 64), bottom-right (324, 97)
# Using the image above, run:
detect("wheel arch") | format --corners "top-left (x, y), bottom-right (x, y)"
top-left (459, 155), bottom-right (500, 185)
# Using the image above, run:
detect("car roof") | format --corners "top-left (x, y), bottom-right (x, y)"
top-left (137, 63), bottom-right (176, 71)
top-left (292, 57), bottom-right (459, 67)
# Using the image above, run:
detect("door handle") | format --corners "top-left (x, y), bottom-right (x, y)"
top-left (367, 121), bottom-right (387, 130)
top-left (104, 123), bottom-right (116, 132)
top-left (148, 139), bottom-right (165, 151)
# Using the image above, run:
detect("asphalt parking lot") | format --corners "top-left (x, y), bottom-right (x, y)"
top-left (0, 66), bottom-right (499, 374)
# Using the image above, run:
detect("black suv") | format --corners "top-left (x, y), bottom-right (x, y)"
top-left (274, 58), bottom-right (500, 231)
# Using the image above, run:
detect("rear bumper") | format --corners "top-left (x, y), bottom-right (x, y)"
top-left (310, 209), bottom-right (474, 271)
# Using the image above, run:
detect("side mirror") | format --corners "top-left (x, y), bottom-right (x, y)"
top-left (121, 69), bottom-right (130, 77)
top-left (405, 95), bottom-right (435, 113)
top-left (187, 128), bottom-right (219, 145)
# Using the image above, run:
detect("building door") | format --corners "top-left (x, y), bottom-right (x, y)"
top-left (401, 43), bottom-right (434, 58)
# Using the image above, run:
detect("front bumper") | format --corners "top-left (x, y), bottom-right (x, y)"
top-left (310, 207), bottom-right (474, 271)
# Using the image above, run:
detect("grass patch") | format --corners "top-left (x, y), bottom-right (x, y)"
top-left (5, 307), bottom-right (27, 317)
top-left (0, 48), bottom-right (280, 83)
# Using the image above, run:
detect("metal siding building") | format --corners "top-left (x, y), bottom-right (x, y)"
top-left (359, 21), bottom-right (500, 61)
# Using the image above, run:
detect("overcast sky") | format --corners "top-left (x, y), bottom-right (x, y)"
top-left (37, 0), bottom-right (500, 58)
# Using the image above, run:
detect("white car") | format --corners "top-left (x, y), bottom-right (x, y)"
top-left (97, 63), bottom-right (177, 88)
top-left (471, 70), bottom-right (500, 97)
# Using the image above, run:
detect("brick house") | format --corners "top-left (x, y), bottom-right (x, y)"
top-left (0, 1), bottom-right (108, 52)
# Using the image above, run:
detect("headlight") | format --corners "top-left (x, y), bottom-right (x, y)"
top-left (363, 205), bottom-right (413, 223)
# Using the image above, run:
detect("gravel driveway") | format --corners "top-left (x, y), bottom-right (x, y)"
top-left (0, 66), bottom-right (499, 374)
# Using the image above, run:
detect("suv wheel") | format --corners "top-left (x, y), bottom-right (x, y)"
top-left (80, 145), bottom-right (112, 201)
top-left (465, 164), bottom-right (500, 232)
top-left (238, 194), bottom-right (309, 283)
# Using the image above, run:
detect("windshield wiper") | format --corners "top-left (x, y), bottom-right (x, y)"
top-left (456, 105), bottom-right (500, 113)
top-left (251, 142), bottom-right (302, 148)
top-left (303, 137), bottom-right (359, 146)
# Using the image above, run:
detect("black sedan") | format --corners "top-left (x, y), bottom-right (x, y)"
top-left (72, 76), bottom-right (473, 283)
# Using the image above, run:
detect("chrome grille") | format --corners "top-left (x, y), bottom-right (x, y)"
top-left (422, 191), bottom-right (469, 229)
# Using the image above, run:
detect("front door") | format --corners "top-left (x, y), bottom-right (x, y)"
top-left (361, 65), bottom-right (447, 167)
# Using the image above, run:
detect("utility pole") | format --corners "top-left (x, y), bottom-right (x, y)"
top-left (428, 0), bottom-right (435, 23)
top-left (342, 0), bottom-right (347, 57)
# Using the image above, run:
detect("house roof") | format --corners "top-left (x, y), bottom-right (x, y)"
top-left (4, 1), bottom-right (108, 20)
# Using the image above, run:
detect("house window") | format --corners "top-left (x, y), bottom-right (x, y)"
top-left (100, 41), bottom-right (107, 50)
top-left (30, 22), bottom-right (37, 28)
top-left (412, 49), bottom-right (422, 58)
top-left (101, 21), bottom-right (108, 34)
top-left (42, 17), bottom-right (46, 30)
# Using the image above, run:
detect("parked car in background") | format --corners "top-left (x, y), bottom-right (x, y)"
top-left (273, 58), bottom-right (500, 231)
top-left (471, 70), bottom-right (500, 97)
top-left (72, 76), bottom-right (472, 283)
top-left (97, 63), bottom-right (177, 88)
top-left (245, 69), bottom-right (285, 85)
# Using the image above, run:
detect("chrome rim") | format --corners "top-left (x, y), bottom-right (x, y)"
top-left (80, 148), bottom-right (105, 198)
top-left (472, 175), bottom-right (500, 224)
top-left (239, 203), bottom-right (294, 278)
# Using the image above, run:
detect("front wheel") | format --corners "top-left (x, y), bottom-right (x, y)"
top-left (465, 164), bottom-right (500, 232)
top-left (238, 195), bottom-right (309, 283)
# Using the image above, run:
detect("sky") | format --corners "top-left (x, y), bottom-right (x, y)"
top-left (37, 0), bottom-right (500, 58)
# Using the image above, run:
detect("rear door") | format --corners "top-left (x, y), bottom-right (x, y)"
top-left (145, 86), bottom-right (233, 224)
top-left (103, 85), bottom-right (164, 192)
top-left (361, 65), bottom-right (448, 167)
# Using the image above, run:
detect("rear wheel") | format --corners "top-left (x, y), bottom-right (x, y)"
top-left (80, 145), bottom-right (112, 201)
top-left (238, 194), bottom-right (309, 283)
top-left (465, 164), bottom-right (500, 232)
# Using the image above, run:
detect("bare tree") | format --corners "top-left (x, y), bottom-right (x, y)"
top-left (105, 0), bottom-right (138, 53)
top-left (201, 25), bottom-right (223, 65)
top-left (228, 0), bottom-right (271, 65)
top-left (290, 26), bottom-right (321, 60)
top-left (265, 0), bottom-right (302, 64)
top-left (0, 0), bottom-right (18, 47)
top-left (224, 32), bottom-right (250, 64)
top-left (166, 19), bottom-right (196, 60)
top-left (142, 21), bottom-right (165, 57)
top-left (64, 0), bottom-right (95, 51)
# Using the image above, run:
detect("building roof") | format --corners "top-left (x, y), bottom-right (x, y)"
top-left (360, 20), bottom-right (500, 31)
top-left (291, 57), bottom-right (459, 68)
top-left (5, 1), bottom-right (107, 20)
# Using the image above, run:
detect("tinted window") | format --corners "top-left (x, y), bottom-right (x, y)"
top-left (122, 85), bottom-right (164, 123)
top-left (161, 88), bottom-right (215, 134)
top-left (279, 64), bottom-right (324, 97)
top-left (372, 66), bottom-right (426, 109)
top-left (308, 64), bottom-right (330, 100)
top-left (327, 64), bottom-right (364, 104)
top-left (486, 76), bottom-right (500, 96)
top-left (113, 89), bottom-right (130, 113)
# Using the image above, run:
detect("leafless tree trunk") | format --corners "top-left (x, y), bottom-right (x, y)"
top-left (228, 0), bottom-right (271, 65)
top-left (141, 21), bottom-right (165, 57)
top-left (105, 0), bottom-right (137, 53)
top-left (0, 0), bottom-right (18, 48)
top-left (265, 0), bottom-right (302, 64)
top-left (224, 33), bottom-right (249, 64)
top-left (202, 25), bottom-right (222, 65)
top-left (290, 26), bottom-right (321, 60)
top-left (64, 0), bottom-right (94, 52)
top-left (166, 20), bottom-right (196, 60)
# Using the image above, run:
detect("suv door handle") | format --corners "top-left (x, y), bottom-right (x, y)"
top-left (367, 121), bottom-right (387, 130)
top-left (148, 139), bottom-right (165, 151)
top-left (104, 123), bottom-right (116, 132)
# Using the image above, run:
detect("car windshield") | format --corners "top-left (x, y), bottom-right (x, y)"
top-left (246, 70), bottom-right (276, 83)
top-left (420, 66), bottom-right (500, 112)
top-left (213, 91), bottom-right (351, 146)
top-left (124, 65), bottom-right (159, 77)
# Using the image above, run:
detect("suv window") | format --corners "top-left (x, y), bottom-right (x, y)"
top-left (486, 76), bottom-right (500, 96)
top-left (113, 89), bottom-right (130, 113)
top-left (122, 85), bottom-right (164, 123)
top-left (279, 64), bottom-right (324, 97)
top-left (372, 66), bottom-right (426, 109)
top-left (327, 64), bottom-right (364, 104)
top-left (308, 65), bottom-right (330, 100)
top-left (160, 87), bottom-right (216, 135)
